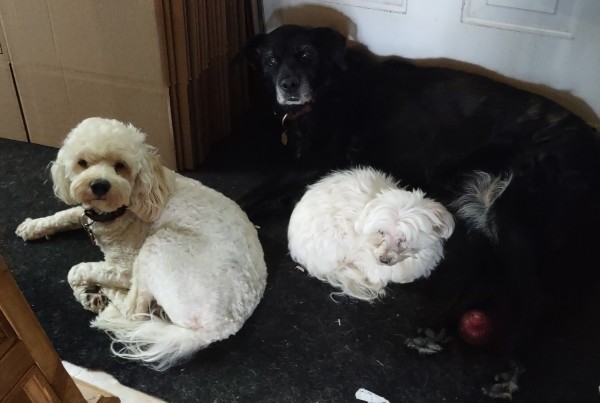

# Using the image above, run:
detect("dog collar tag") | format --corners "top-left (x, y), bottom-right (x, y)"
top-left (79, 213), bottom-right (97, 245)
top-left (280, 112), bottom-right (289, 146)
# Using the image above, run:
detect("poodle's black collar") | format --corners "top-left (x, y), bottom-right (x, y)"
top-left (83, 205), bottom-right (128, 223)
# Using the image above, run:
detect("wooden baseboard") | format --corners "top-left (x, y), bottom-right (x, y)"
top-left (73, 378), bottom-right (120, 403)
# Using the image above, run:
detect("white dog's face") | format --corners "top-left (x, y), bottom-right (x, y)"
top-left (356, 189), bottom-right (455, 266)
top-left (51, 118), bottom-right (170, 222)
top-left (68, 147), bottom-right (135, 213)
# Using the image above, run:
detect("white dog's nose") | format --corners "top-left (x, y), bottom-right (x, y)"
top-left (90, 179), bottom-right (111, 196)
top-left (379, 254), bottom-right (393, 265)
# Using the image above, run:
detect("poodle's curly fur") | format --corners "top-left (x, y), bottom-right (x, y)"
top-left (16, 117), bottom-right (267, 370)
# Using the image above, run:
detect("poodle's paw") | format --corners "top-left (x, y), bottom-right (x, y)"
top-left (16, 218), bottom-right (54, 241)
top-left (81, 285), bottom-right (109, 313)
top-left (482, 364), bottom-right (524, 400)
top-left (124, 291), bottom-right (151, 319)
top-left (67, 263), bottom-right (91, 288)
top-left (404, 328), bottom-right (450, 354)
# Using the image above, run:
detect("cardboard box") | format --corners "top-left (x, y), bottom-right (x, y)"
top-left (0, 15), bottom-right (27, 142)
top-left (0, 1), bottom-right (253, 170)
top-left (0, 0), bottom-right (176, 169)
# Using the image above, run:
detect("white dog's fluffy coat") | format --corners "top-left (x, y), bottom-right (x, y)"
top-left (288, 167), bottom-right (454, 301)
top-left (16, 118), bottom-right (267, 370)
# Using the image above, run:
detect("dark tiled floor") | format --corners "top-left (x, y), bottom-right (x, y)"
top-left (1, 136), bottom-right (599, 403)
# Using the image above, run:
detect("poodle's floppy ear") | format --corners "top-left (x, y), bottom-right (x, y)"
top-left (354, 197), bottom-right (384, 235)
top-left (427, 201), bottom-right (455, 239)
top-left (129, 146), bottom-right (172, 223)
top-left (50, 152), bottom-right (76, 205)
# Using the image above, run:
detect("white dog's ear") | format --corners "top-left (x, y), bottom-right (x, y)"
top-left (50, 156), bottom-right (76, 205)
top-left (129, 147), bottom-right (172, 222)
top-left (428, 201), bottom-right (455, 239)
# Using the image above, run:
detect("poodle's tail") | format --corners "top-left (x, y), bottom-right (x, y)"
top-left (322, 263), bottom-right (387, 302)
top-left (451, 170), bottom-right (513, 242)
top-left (92, 307), bottom-right (215, 371)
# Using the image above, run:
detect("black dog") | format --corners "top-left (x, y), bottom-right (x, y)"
top-left (242, 24), bottom-right (600, 206)
top-left (241, 24), bottom-right (600, 398)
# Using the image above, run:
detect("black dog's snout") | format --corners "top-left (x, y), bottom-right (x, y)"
top-left (90, 179), bottom-right (111, 196)
top-left (280, 77), bottom-right (299, 93)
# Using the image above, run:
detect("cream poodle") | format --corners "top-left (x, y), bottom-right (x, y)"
top-left (16, 117), bottom-right (267, 370)
top-left (288, 167), bottom-right (454, 301)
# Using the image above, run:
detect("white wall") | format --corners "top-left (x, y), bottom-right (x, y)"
top-left (262, 0), bottom-right (600, 128)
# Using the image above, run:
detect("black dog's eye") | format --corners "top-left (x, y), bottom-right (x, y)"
top-left (78, 159), bottom-right (88, 168)
top-left (115, 161), bottom-right (126, 171)
top-left (299, 48), bottom-right (312, 60)
top-left (266, 56), bottom-right (278, 67)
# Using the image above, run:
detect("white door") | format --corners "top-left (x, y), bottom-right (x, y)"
top-left (263, 0), bottom-right (600, 128)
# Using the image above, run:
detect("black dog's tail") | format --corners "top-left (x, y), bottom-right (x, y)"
top-left (451, 171), bottom-right (513, 242)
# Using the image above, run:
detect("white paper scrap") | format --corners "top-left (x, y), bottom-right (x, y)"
top-left (355, 388), bottom-right (390, 403)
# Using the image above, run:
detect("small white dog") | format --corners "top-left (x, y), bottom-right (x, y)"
top-left (16, 117), bottom-right (267, 370)
top-left (288, 167), bottom-right (454, 301)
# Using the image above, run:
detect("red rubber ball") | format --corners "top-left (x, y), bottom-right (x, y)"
top-left (458, 310), bottom-right (492, 346)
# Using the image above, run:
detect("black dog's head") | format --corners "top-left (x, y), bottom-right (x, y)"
top-left (244, 25), bottom-right (347, 109)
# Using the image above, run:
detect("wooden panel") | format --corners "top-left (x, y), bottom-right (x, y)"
top-left (0, 257), bottom-right (84, 402)
top-left (462, 0), bottom-right (584, 38)
top-left (0, 312), bottom-right (17, 359)
top-left (0, 341), bottom-right (34, 397)
top-left (3, 366), bottom-right (61, 403)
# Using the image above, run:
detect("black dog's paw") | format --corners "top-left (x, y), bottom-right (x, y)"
top-left (404, 328), bottom-right (451, 354)
top-left (83, 285), bottom-right (109, 313)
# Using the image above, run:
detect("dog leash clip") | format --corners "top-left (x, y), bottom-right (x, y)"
top-left (80, 213), bottom-right (97, 245)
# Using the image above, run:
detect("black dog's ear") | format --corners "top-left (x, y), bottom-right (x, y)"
top-left (240, 33), bottom-right (267, 69)
top-left (313, 27), bottom-right (347, 70)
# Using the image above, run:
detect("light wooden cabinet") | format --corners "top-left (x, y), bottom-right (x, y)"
top-left (0, 256), bottom-right (85, 402)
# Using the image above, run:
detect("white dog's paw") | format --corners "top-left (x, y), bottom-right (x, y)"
top-left (15, 218), bottom-right (54, 241)
top-left (83, 285), bottom-right (110, 313)
top-left (121, 289), bottom-right (147, 319)
top-left (73, 285), bottom-right (109, 313)
top-left (67, 264), bottom-right (90, 288)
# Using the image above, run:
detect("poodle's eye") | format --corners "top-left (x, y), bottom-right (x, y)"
top-left (115, 161), bottom-right (126, 171)
top-left (378, 230), bottom-right (385, 236)
top-left (77, 159), bottom-right (88, 168)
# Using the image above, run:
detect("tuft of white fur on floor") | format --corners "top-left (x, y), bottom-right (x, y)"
top-left (287, 167), bottom-right (454, 301)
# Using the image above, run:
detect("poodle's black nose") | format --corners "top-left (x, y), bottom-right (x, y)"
top-left (90, 179), bottom-right (111, 196)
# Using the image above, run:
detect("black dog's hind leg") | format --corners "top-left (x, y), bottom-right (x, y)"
top-left (237, 166), bottom-right (324, 220)
top-left (482, 216), bottom-right (543, 400)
